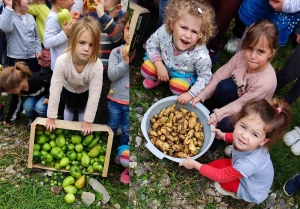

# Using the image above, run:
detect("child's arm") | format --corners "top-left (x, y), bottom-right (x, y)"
top-left (92, 1), bottom-right (123, 43)
top-left (107, 46), bottom-right (129, 82)
top-left (43, 14), bottom-right (68, 49)
top-left (0, 5), bottom-right (14, 32)
top-left (4, 94), bottom-right (22, 126)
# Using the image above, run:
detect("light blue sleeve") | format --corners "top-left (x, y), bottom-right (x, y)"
top-left (0, 7), bottom-right (13, 32)
top-left (283, 0), bottom-right (300, 13)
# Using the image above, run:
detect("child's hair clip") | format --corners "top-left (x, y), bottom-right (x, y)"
top-left (198, 33), bottom-right (202, 39)
top-left (198, 8), bottom-right (203, 14)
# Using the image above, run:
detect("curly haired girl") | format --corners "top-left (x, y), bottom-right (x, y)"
top-left (141, 0), bottom-right (217, 105)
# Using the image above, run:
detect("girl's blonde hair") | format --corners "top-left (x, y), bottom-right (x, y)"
top-left (240, 19), bottom-right (278, 59)
top-left (0, 62), bottom-right (32, 93)
top-left (65, 16), bottom-right (102, 62)
top-left (164, 0), bottom-right (217, 45)
top-left (232, 98), bottom-right (291, 148)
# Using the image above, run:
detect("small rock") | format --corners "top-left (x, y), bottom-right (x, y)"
top-left (265, 196), bottom-right (276, 208)
top-left (135, 136), bottom-right (143, 147)
top-left (270, 192), bottom-right (277, 198)
top-left (143, 162), bottom-right (153, 172)
top-left (154, 98), bottom-right (159, 102)
top-left (89, 178), bottom-right (110, 204)
top-left (4, 128), bottom-right (9, 132)
top-left (39, 182), bottom-right (44, 186)
top-left (214, 197), bottom-right (222, 203)
top-left (51, 186), bottom-right (62, 195)
top-left (204, 188), bottom-right (216, 196)
top-left (279, 198), bottom-right (287, 209)
top-left (15, 140), bottom-right (21, 145)
top-left (197, 206), bottom-right (205, 209)
top-left (16, 173), bottom-right (21, 178)
top-left (114, 203), bottom-right (121, 209)
top-left (141, 180), bottom-right (148, 186)
top-left (133, 107), bottom-right (144, 114)
top-left (159, 173), bottom-right (170, 187)
top-left (136, 114), bottom-right (143, 122)
top-left (130, 154), bottom-right (137, 162)
top-left (81, 191), bottom-right (95, 206)
top-left (150, 199), bottom-right (160, 209)
top-left (246, 203), bottom-right (256, 209)
top-left (134, 164), bottom-right (147, 176)
top-left (45, 170), bottom-right (54, 176)
top-left (129, 162), bottom-right (137, 168)
top-left (5, 165), bottom-right (16, 174)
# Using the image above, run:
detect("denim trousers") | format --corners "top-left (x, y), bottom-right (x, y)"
top-left (23, 95), bottom-right (47, 118)
top-left (156, 0), bottom-right (169, 30)
top-left (108, 100), bottom-right (129, 145)
top-left (276, 43), bottom-right (300, 105)
top-left (213, 78), bottom-right (238, 132)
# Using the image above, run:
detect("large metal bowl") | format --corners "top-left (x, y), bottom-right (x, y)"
top-left (141, 95), bottom-right (215, 163)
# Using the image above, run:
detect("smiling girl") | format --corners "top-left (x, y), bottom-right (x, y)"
top-left (180, 98), bottom-right (291, 204)
top-left (45, 16), bottom-right (103, 136)
top-left (141, 0), bottom-right (217, 105)
top-left (192, 19), bottom-right (279, 133)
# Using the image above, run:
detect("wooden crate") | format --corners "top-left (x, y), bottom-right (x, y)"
top-left (27, 117), bottom-right (113, 177)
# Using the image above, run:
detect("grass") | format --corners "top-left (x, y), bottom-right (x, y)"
top-left (0, 100), bottom-right (129, 208)
top-left (129, 7), bottom-right (300, 208)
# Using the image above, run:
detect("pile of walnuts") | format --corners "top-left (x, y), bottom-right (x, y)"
top-left (148, 103), bottom-right (205, 158)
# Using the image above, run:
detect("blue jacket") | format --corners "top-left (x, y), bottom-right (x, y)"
top-left (239, 0), bottom-right (300, 46)
top-left (0, 7), bottom-right (41, 58)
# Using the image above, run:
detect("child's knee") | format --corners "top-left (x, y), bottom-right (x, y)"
top-left (141, 59), bottom-right (157, 79)
top-left (169, 77), bottom-right (190, 95)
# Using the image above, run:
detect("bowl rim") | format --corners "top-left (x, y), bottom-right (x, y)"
top-left (141, 95), bottom-right (215, 163)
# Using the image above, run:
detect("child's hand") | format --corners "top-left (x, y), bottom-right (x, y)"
top-left (154, 61), bottom-right (169, 82)
top-left (81, 121), bottom-right (92, 136)
top-left (212, 128), bottom-right (225, 140)
top-left (3, 0), bottom-right (12, 8)
top-left (45, 118), bottom-right (56, 132)
top-left (269, 0), bottom-right (284, 12)
top-left (94, 0), bottom-right (105, 18)
top-left (43, 98), bottom-right (49, 104)
top-left (296, 34), bottom-right (300, 44)
top-left (177, 92), bottom-right (193, 105)
top-left (81, 0), bottom-right (89, 15)
top-left (122, 44), bottom-right (129, 64)
top-left (191, 96), bottom-right (202, 107)
top-left (207, 117), bottom-right (217, 127)
top-left (36, 52), bottom-right (42, 59)
top-left (62, 19), bottom-right (75, 37)
top-left (179, 156), bottom-right (201, 170)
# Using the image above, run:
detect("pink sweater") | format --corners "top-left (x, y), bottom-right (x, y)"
top-left (197, 50), bottom-right (277, 123)
top-left (47, 51), bottom-right (103, 123)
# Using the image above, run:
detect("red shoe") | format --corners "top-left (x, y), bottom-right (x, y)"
top-left (120, 168), bottom-right (130, 184)
top-left (143, 79), bottom-right (162, 89)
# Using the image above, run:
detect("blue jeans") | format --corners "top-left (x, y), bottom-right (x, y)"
top-left (156, 0), bottom-right (169, 30)
top-left (213, 78), bottom-right (238, 132)
top-left (108, 100), bottom-right (129, 145)
top-left (23, 95), bottom-right (47, 118)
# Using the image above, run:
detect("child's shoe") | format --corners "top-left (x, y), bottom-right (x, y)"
top-left (214, 181), bottom-right (240, 199)
top-left (291, 140), bottom-right (300, 156)
top-left (224, 145), bottom-right (233, 157)
top-left (283, 126), bottom-right (300, 146)
top-left (224, 36), bottom-right (240, 53)
top-left (143, 79), bottom-right (162, 89)
top-left (283, 173), bottom-right (300, 196)
top-left (120, 168), bottom-right (130, 184)
top-left (208, 49), bottom-right (218, 65)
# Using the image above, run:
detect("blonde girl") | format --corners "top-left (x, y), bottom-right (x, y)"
top-left (141, 0), bottom-right (217, 105)
top-left (0, 62), bottom-right (51, 130)
top-left (45, 16), bottom-right (103, 136)
top-left (192, 19), bottom-right (278, 133)
top-left (180, 98), bottom-right (291, 204)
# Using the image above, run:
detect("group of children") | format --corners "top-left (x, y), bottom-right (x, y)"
top-left (0, 0), bottom-right (130, 184)
top-left (139, 0), bottom-right (300, 204)
top-left (1, 0), bottom-right (300, 203)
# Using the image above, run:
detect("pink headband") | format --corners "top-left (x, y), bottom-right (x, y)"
top-left (276, 108), bottom-right (281, 113)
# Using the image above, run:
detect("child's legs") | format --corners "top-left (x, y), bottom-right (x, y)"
top-left (23, 97), bottom-right (39, 118)
top-left (8, 57), bottom-right (38, 72)
top-left (64, 105), bottom-right (75, 121)
top-left (208, 158), bottom-right (240, 193)
top-left (120, 104), bottom-right (130, 145)
top-left (141, 59), bottom-right (158, 80)
top-left (77, 107), bottom-right (86, 122)
top-left (169, 77), bottom-right (192, 95)
top-left (99, 73), bottom-right (111, 124)
top-left (34, 95), bottom-right (48, 118)
top-left (213, 78), bottom-right (238, 108)
top-left (108, 100), bottom-right (122, 142)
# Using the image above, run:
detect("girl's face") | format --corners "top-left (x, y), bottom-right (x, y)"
top-left (233, 113), bottom-right (269, 152)
top-left (123, 20), bottom-right (130, 45)
top-left (244, 36), bottom-right (275, 73)
top-left (74, 30), bottom-right (93, 64)
top-left (170, 12), bottom-right (202, 51)
top-left (16, 0), bottom-right (29, 12)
